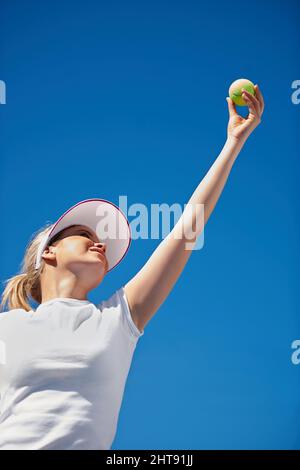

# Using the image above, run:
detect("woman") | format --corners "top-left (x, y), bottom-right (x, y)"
top-left (0, 86), bottom-right (265, 450)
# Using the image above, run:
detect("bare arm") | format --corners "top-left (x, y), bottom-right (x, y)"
top-left (125, 85), bottom-right (265, 333)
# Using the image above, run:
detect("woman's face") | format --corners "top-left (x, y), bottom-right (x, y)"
top-left (42, 224), bottom-right (108, 286)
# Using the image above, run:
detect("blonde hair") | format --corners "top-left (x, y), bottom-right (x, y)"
top-left (0, 223), bottom-right (54, 312)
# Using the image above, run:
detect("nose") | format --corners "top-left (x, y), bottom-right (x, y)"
top-left (94, 242), bottom-right (106, 253)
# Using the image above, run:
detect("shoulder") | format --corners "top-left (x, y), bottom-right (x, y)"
top-left (0, 308), bottom-right (30, 322)
top-left (96, 288), bottom-right (123, 310)
top-left (96, 287), bottom-right (144, 339)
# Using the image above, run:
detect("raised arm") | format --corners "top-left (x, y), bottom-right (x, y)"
top-left (125, 85), bottom-right (265, 333)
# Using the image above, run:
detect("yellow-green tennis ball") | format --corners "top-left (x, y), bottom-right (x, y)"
top-left (229, 78), bottom-right (255, 106)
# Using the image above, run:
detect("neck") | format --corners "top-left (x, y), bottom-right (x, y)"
top-left (40, 269), bottom-right (89, 303)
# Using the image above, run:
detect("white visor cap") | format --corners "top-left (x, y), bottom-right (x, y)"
top-left (35, 198), bottom-right (131, 272)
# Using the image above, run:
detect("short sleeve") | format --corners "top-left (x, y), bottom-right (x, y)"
top-left (96, 286), bottom-right (144, 340)
top-left (117, 286), bottom-right (144, 339)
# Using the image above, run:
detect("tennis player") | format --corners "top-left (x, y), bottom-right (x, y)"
top-left (0, 86), bottom-right (264, 449)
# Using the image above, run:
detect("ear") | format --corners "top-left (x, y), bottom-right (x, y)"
top-left (41, 246), bottom-right (57, 264)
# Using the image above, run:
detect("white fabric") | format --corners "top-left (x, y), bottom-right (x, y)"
top-left (0, 287), bottom-right (144, 450)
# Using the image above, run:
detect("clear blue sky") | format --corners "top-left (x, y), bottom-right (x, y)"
top-left (1, 0), bottom-right (300, 450)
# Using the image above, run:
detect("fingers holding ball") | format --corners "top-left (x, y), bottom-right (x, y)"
top-left (228, 78), bottom-right (263, 120)
top-left (228, 78), bottom-right (256, 107)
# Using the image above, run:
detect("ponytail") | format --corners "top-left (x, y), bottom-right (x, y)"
top-left (0, 223), bottom-right (53, 313)
top-left (1, 273), bottom-right (32, 312)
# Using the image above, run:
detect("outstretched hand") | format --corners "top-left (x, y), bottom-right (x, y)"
top-left (226, 84), bottom-right (265, 143)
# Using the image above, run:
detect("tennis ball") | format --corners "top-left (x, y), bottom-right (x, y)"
top-left (228, 78), bottom-right (255, 106)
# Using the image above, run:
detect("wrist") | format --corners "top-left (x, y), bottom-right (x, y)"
top-left (226, 135), bottom-right (247, 147)
top-left (222, 135), bottom-right (246, 166)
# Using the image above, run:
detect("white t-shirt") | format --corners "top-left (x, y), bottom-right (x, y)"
top-left (0, 286), bottom-right (144, 450)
